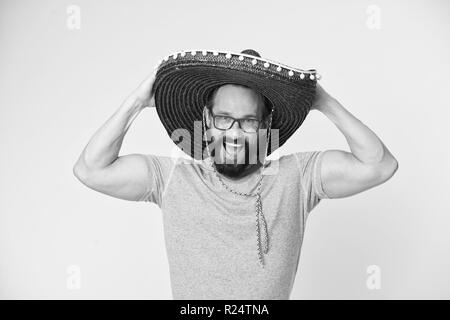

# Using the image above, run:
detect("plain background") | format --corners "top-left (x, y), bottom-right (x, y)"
top-left (1, 0), bottom-right (449, 299)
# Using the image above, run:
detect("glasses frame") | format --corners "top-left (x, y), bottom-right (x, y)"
top-left (209, 109), bottom-right (265, 134)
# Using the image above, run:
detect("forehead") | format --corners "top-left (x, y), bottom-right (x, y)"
top-left (212, 84), bottom-right (264, 118)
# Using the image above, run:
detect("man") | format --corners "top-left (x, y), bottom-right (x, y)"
top-left (73, 49), bottom-right (398, 299)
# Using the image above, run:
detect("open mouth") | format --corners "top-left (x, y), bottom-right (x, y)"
top-left (223, 140), bottom-right (245, 155)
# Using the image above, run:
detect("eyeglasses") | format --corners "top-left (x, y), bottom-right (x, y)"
top-left (210, 110), bottom-right (263, 133)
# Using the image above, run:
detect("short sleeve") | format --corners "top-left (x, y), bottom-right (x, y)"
top-left (294, 151), bottom-right (330, 217)
top-left (137, 154), bottom-right (177, 207)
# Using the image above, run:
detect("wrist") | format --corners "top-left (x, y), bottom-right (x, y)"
top-left (120, 94), bottom-right (147, 114)
top-left (317, 96), bottom-right (338, 112)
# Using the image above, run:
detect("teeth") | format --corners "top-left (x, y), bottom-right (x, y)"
top-left (223, 141), bottom-right (244, 157)
top-left (225, 142), bottom-right (243, 147)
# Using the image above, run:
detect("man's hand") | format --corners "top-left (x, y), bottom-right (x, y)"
top-left (311, 83), bottom-right (334, 112)
top-left (127, 73), bottom-right (157, 109)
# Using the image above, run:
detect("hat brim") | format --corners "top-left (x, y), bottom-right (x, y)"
top-left (152, 50), bottom-right (318, 160)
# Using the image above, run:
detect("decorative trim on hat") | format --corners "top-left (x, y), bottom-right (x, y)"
top-left (153, 49), bottom-right (322, 80)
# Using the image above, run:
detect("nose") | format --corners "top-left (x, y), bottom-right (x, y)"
top-left (226, 121), bottom-right (245, 143)
top-left (230, 120), bottom-right (241, 130)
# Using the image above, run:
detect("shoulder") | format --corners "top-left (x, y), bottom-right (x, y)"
top-left (266, 151), bottom-right (324, 173)
top-left (260, 153), bottom-right (298, 177)
top-left (146, 154), bottom-right (215, 174)
top-left (143, 154), bottom-right (184, 179)
top-left (144, 154), bottom-right (179, 167)
top-left (291, 151), bottom-right (324, 167)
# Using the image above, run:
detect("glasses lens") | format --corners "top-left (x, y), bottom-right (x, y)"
top-left (214, 116), bottom-right (233, 130)
top-left (241, 119), bottom-right (260, 133)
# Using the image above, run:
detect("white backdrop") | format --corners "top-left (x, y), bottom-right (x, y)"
top-left (1, 0), bottom-right (449, 299)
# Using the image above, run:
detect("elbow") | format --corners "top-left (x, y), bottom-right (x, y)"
top-left (73, 161), bottom-right (90, 184)
top-left (391, 157), bottom-right (399, 176)
top-left (377, 156), bottom-right (399, 182)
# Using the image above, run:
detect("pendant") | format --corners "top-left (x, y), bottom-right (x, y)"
top-left (256, 194), bottom-right (269, 256)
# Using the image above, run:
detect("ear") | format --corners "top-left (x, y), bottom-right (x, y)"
top-left (261, 115), bottom-right (271, 129)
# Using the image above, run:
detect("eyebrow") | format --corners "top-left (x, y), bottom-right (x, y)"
top-left (215, 110), bottom-right (258, 118)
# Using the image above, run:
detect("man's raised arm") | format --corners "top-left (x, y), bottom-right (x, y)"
top-left (311, 83), bottom-right (399, 199)
top-left (73, 74), bottom-right (157, 201)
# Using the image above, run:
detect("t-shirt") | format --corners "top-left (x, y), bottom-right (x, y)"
top-left (139, 151), bottom-right (330, 299)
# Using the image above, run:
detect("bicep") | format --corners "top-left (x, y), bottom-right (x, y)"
top-left (320, 149), bottom-right (385, 198)
top-left (80, 153), bottom-right (153, 201)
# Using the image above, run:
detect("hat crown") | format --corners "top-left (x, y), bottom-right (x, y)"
top-left (240, 49), bottom-right (261, 58)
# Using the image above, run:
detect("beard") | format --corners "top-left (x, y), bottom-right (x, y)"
top-left (215, 158), bottom-right (249, 178)
top-left (210, 136), bottom-right (264, 179)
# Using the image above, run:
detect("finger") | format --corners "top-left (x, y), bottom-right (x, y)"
top-left (140, 73), bottom-right (156, 89)
top-left (149, 95), bottom-right (156, 108)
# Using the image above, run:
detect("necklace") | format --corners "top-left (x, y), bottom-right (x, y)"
top-left (202, 107), bottom-right (273, 267)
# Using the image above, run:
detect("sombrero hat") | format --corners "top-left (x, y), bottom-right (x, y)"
top-left (151, 48), bottom-right (320, 160)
